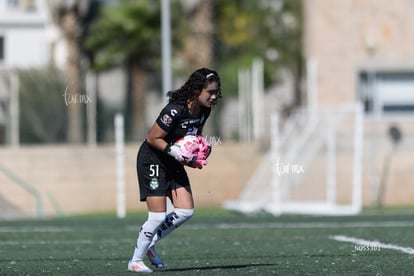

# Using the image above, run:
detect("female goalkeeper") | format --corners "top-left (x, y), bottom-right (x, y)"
top-left (128, 68), bottom-right (222, 273)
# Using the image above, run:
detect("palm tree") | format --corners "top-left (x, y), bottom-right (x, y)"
top-left (179, 0), bottom-right (214, 71)
top-left (85, 0), bottom-right (160, 141)
top-left (47, 0), bottom-right (90, 143)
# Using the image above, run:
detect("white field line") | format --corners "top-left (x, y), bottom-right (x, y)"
top-left (2, 221), bottom-right (413, 233)
top-left (181, 220), bottom-right (414, 230)
top-left (330, 235), bottom-right (414, 255)
top-left (0, 226), bottom-right (73, 233)
top-left (223, 221), bottom-right (414, 229)
top-left (128, 220), bottom-right (414, 231)
top-left (0, 238), bottom-right (131, 246)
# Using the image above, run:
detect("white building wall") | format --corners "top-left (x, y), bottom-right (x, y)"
top-left (0, 0), bottom-right (51, 69)
top-left (4, 28), bottom-right (50, 67)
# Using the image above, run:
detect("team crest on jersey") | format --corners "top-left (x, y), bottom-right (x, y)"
top-left (161, 114), bottom-right (172, 126)
top-left (150, 177), bottom-right (159, 190)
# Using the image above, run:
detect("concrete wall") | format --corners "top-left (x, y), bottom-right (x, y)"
top-left (1, 135), bottom-right (413, 219)
top-left (0, 143), bottom-right (261, 218)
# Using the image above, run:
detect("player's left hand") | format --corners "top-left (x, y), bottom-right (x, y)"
top-left (184, 152), bottom-right (208, 169)
top-left (197, 136), bottom-right (212, 160)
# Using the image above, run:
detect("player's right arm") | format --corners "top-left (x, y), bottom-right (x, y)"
top-left (147, 103), bottom-right (191, 162)
top-left (146, 123), bottom-right (188, 163)
top-left (147, 103), bottom-right (179, 152)
top-left (146, 122), bottom-right (169, 153)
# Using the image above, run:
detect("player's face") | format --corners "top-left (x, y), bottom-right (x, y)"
top-left (198, 81), bottom-right (219, 108)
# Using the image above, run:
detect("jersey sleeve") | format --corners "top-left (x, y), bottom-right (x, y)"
top-left (155, 103), bottom-right (183, 132)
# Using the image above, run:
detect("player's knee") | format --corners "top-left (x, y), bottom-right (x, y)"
top-left (148, 211), bottom-right (167, 224)
top-left (176, 208), bottom-right (194, 219)
top-left (175, 208), bottom-right (194, 224)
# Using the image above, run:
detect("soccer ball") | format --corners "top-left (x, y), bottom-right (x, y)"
top-left (173, 135), bottom-right (212, 160)
top-left (173, 135), bottom-right (212, 168)
top-left (174, 135), bottom-right (199, 154)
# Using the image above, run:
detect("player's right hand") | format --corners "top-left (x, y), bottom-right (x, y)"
top-left (167, 144), bottom-right (191, 163)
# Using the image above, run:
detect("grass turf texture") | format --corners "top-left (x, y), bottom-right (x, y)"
top-left (1, 209), bottom-right (414, 275)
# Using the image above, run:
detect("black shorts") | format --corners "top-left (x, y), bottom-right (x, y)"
top-left (136, 141), bottom-right (190, 202)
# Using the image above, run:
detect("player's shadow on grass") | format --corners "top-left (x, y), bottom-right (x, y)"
top-left (161, 263), bottom-right (275, 272)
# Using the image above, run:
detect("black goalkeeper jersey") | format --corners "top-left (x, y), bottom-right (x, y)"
top-left (155, 102), bottom-right (211, 144)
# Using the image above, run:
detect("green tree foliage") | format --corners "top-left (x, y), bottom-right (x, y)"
top-left (215, 0), bottom-right (303, 100)
top-left (85, 0), bottom-right (160, 72)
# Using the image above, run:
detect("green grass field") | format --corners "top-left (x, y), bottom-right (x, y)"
top-left (1, 208), bottom-right (414, 275)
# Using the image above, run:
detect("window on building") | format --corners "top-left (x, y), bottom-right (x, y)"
top-left (6, 0), bottom-right (36, 11)
top-left (6, 0), bottom-right (18, 8)
top-left (20, 0), bottom-right (37, 11)
top-left (359, 71), bottom-right (414, 116)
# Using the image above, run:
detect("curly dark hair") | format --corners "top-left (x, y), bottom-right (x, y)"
top-left (167, 68), bottom-right (222, 106)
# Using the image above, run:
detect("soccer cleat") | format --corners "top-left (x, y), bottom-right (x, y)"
top-left (128, 259), bottom-right (153, 273)
top-left (146, 247), bottom-right (164, 269)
